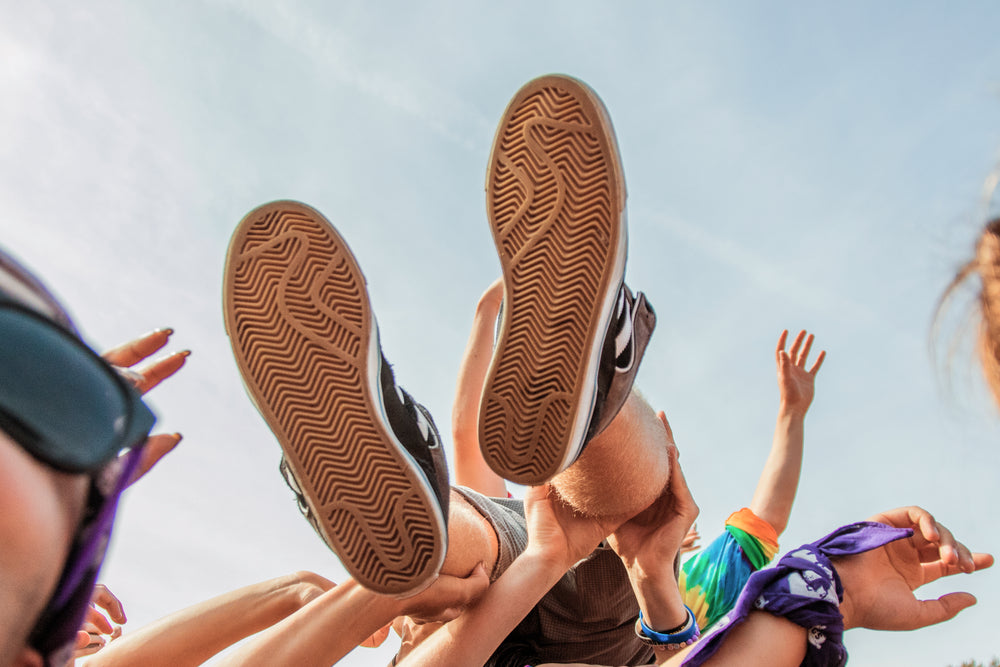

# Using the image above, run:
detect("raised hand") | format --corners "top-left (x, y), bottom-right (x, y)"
top-left (102, 329), bottom-right (190, 486)
top-left (681, 524), bottom-right (701, 554)
top-left (775, 329), bottom-right (825, 418)
top-left (73, 583), bottom-right (127, 658)
top-left (835, 506), bottom-right (993, 631)
top-left (103, 328), bottom-right (190, 395)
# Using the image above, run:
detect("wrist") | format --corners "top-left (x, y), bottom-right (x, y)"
top-left (829, 557), bottom-right (857, 629)
top-left (635, 605), bottom-right (700, 649)
top-left (522, 544), bottom-right (580, 580)
top-left (777, 403), bottom-right (808, 422)
top-left (626, 566), bottom-right (688, 631)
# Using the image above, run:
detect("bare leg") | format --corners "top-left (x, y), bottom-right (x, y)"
top-left (551, 389), bottom-right (672, 518)
top-left (395, 489), bottom-right (501, 661)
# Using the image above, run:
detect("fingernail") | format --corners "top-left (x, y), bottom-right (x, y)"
top-left (172, 433), bottom-right (183, 443)
top-left (179, 349), bottom-right (192, 358)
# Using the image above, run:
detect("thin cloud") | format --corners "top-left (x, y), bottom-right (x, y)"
top-left (638, 206), bottom-right (876, 324)
top-left (214, 0), bottom-right (490, 152)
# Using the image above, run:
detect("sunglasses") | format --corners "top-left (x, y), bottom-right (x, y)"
top-left (0, 300), bottom-right (156, 473)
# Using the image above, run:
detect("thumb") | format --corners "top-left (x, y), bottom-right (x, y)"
top-left (910, 592), bottom-right (977, 630)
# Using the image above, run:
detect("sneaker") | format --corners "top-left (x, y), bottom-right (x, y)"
top-left (223, 200), bottom-right (448, 597)
top-left (479, 74), bottom-right (654, 485)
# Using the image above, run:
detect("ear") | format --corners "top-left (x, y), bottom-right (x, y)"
top-left (11, 647), bottom-right (43, 667)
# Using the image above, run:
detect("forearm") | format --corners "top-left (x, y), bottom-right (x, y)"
top-left (452, 304), bottom-right (507, 496)
top-left (216, 578), bottom-right (403, 667)
top-left (84, 573), bottom-right (324, 667)
top-left (659, 611), bottom-right (806, 667)
top-left (398, 549), bottom-right (567, 667)
top-left (748, 409), bottom-right (803, 536)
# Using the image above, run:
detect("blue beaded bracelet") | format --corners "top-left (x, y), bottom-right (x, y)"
top-left (635, 606), bottom-right (701, 649)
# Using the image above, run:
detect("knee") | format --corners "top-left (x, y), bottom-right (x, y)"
top-left (551, 390), bottom-right (672, 518)
top-left (441, 490), bottom-right (500, 576)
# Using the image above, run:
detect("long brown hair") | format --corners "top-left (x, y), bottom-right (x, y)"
top-left (938, 218), bottom-right (1000, 408)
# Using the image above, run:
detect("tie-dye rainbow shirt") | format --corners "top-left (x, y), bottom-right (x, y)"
top-left (679, 507), bottom-right (779, 631)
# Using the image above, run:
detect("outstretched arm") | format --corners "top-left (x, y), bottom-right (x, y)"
top-left (82, 569), bottom-right (488, 667)
top-left (216, 568), bottom-right (488, 667)
top-left (451, 279), bottom-right (508, 497)
top-left (666, 507), bottom-right (992, 667)
top-left (82, 572), bottom-right (334, 666)
top-left (748, 330), bottom-right (825, 536)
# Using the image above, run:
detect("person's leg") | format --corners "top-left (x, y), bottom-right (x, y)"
top-left (478, 74), bottom-right (633, 487)
top-left (223, 201), bottom-right (450, 597)
top-left (550, 389), bottom-right (672, 518)
top-left (395, 488), bottom-right (522, 662)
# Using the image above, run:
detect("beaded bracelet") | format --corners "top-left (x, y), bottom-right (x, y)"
top-left (634, 606), bottom-right (701, 649)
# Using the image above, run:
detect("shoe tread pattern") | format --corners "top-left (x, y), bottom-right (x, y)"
top-left (223, 201), bottom-right (444, 596)
top-left (481, 76), bottom-right (624, 485)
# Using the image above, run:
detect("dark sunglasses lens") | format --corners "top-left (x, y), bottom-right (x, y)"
top-left (0, 310), bottom-right (133, 470)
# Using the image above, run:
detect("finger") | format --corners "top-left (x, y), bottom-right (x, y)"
top-left (432, 564), bottom-right (490, 608)
top-left (85, 608), bottom-right (114, 634)
top-left (928, 551), bottom-right (997, 576)
top-left (80, 621), bottom-right (105, 636)
top-left (91, 584), bottom-right (127, 624)
top-left (775, 329), bottom-right (789, 361)
top-left (109, 625), bottom-right (122, 641)
top-left (911, 507), bottom-right (941, 544)
top-left (656, 411), bottom-right (675, 443)
top-left (102, 329), bottom-right (173, 367)
top-left (788, 330), bottom-right (806, 361)
top-left (75, 630), bottom-right (93, 650)
top-left (874, 506), bottom-right (940, 543)
top-left (665, 444), bottom-right (697, 515)
top-left (135, 350), bottom-right (190, 394)
top-left (73, 631), bottom-right (105, 657)
top-left (907, 592), bottom-right (978, 630)
top-left (797, 333), bottom-right (815, 366)
top-left (952, 539), bottom-right (977, 573)
top-left (126, 433), bottom-right (183, 487)
top-left (808, 350), bottom-right (826, 375)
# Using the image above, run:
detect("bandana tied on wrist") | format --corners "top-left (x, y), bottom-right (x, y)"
top-left (682, 521), bottom-right (912, 667)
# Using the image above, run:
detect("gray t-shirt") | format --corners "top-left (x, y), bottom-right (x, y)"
top-left (454, 486), bottom-right (654, 667)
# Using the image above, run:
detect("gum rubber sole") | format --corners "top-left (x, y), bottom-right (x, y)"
top-left (479, 75), bottom-right (627, 486)
top-left (223, 201), bottom-right (446, 596)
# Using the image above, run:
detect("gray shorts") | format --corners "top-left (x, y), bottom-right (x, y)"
top-left (453, 486), bottom-right (654, 667)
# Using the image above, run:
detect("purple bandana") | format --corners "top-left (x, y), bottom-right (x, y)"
top-left (30, 448), bottom-right (143, 667)
top-left (682, 521), bottom-right (912, 667)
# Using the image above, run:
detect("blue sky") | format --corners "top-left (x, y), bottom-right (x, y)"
top-left (2, 2), bottom-right (999, 665)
